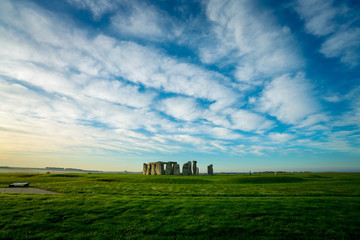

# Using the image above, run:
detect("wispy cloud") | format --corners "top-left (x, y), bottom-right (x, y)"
top-left (295, 0), bottom-right (338, 36)
top-left (230, 109), bottom-right (274, 132)
top-left (257, 73), bottom-right (320, 124)
top-left (159, 96), bottom-right (202, 122)
top-left (111, 5), bottom-right (165, 40)
top-left (66, 0), bottom-right (119, 20)
top-left (0, 0), bottom-right (359, 170)
top-left (202, 0), bottom-right (303, 83)
top-left (295, 0), bottom-right (360, 67)
top-left (268, 133), bottom-right (296, 143)
top-left (0, 0), bottom-right (241, 156)
top-left (110, 3), bottom-right (184, 42)
top-left (320, 28), bottom-right (360, 67)
top-left (83, 80), bottom-right (156, 108)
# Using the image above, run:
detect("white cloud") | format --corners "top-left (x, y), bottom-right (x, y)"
top-left (248, 146), bottom-right (276, 156)
top-left (295, 0), bottom-right (337, 36)
top-left (295, 0), bottom-right (360, 67)
top-left (230, 109), bottom-right (274, 132)
top-left (95, 40), bottom-right (239, 110)
top-left (66, 0), bottom-right (119, 20)
top-left (203, 111), bottom-right (232, 128)
top-left (0, 0), bottom-right (238, 113)
top-left (68, 0), bottom-right (185, 42)
top-left (323, 95), bottom-right (341, 103)
top-left (295, 113), bottom-right (330, 129)
top-left (0, 0), bottom-right (245, 158)
top-left (0, 61), bottom-right (80, 97)
top-left (0, 79), bottom-right (184, 154)
top-left (0, 80), bottom-right (82, 124)
top-left (268, 133), bottom-right (295, 142)
top-left (203, 0), bottom-right (303, 82)
top-left (84, 80), bottom-right (156, 108)
top-left (111, 4), bottom-right (168, 40)
top-left (208, 127), bottom-right (243, 140)
top-left (159, 96), bottom-right (202, 121)
top-left (320, 28), bottom-right (360, 67)
top-left (2, 0), bottom-right (357, 162)
top-left (332, 88), bottom-right (360, 128)
top-left (295, 136), bottom-right (359, 153)
top-left (258, 73), bottom-right (320, 124)
top-left (163, 134), bottom-right (206, 146)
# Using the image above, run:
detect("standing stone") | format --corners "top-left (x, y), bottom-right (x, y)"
top-left (155, 162), bottom-right (164, 175)
top-left (143, 163), bottom-right (148, 175)
top-left (151, 163), bottom-right (156, 175)
top-left (196, 167), bottom-right (199, 175)
top-left (146, 164), bottom-right (151, 175)
top-left (182, 161), bottom-right (192, 175)
top-left (207, 164), bottom-right (213, 175)
top-left (173, 164), bottom-right (180, 175)
top-left (161, 163), bottom-right (165, 175)
top-left (192, 161), bottom-right (197, 175)
top-left (165, 162), bottom-right (172, 175)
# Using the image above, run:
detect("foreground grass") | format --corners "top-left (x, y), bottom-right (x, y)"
top-left (0, 173), bottom-right (359, 239)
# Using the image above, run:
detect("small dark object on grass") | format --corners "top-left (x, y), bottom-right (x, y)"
top-left (9, 183), bottom-right (30, 187)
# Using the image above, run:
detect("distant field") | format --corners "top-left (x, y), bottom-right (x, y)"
top-left (1, 173), bottom-right (359, 239)
top-left (0, 167), bottom-right (105, 174)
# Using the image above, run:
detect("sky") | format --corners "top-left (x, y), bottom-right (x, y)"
top-left (0, 0), bottom-right (359, 172)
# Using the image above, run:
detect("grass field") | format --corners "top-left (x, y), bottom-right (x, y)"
top-left (0, 172), bottom-right (359, 239)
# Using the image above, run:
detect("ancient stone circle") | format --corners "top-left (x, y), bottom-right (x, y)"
top-left (142, 161), bottom-right (213, 175)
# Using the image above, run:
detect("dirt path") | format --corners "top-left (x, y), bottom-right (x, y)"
top-left (0, 187), bottom-right (59, 194)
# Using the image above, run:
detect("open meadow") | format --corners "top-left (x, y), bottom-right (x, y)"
top-left (0, 172), bottom-right (359, 239)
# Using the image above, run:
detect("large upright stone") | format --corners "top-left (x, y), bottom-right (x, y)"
top-left (143, 163), bottom-right (148, 175)
top-left (155, 162), bottom-right (164, 175)
top-left (151, 163), bottom-right (156, 175)
top-left (182, 161), bottom-right (192, 175)
top-left (146, 164), bottom-right (151, 175)
top-left (173, 164), bottom-right (180, 175)
top-left (165, 162), bottom-right (172, 175)
top-left (161, 163), bottom-right (165, 175)
top-left (207, 164), bottom-right (213, 175)
top-left (196, 167), bottom-right (199, 175)
top-left (192, 161), bottom-right (197, 175)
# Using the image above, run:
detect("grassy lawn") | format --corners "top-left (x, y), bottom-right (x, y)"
top-left (0, 173), bottom-right (359, 239)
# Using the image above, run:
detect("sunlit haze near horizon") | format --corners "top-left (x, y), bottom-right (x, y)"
top-left (0, 0), bottom-right (359, 172)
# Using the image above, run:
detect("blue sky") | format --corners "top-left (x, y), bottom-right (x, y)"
top-left (0, 0), bottom-right (359, 172)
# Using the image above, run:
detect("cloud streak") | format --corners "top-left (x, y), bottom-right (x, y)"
top-left (295, 0), bottom-right (360, 67)
top-left (258, 73), bottom-right (320, 124)
top-left (203, 0), bottom-right (303, 83)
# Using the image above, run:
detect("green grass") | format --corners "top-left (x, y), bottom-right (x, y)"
top-left (0, 173), bottom-right (359, 239)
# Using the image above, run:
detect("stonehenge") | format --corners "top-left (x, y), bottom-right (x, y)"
top-left (143, 163), bottom-right (148, 175)
top-left (207, 164), bottom-right (213, 175)
top-left (142, 161), bottom-right (213, 175)
top-left (192, 161), bottom-right (197, 175)
top-left (150, 163), bottom-right (156, 175)
top-left (165, 163), bottom-right (172, 175)
top-left (173, 164), bottom-right (180, 175)
top-left (182, 161), bottom-right (192, 175)
top-left (155, 162), bottom-right (164, 175)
